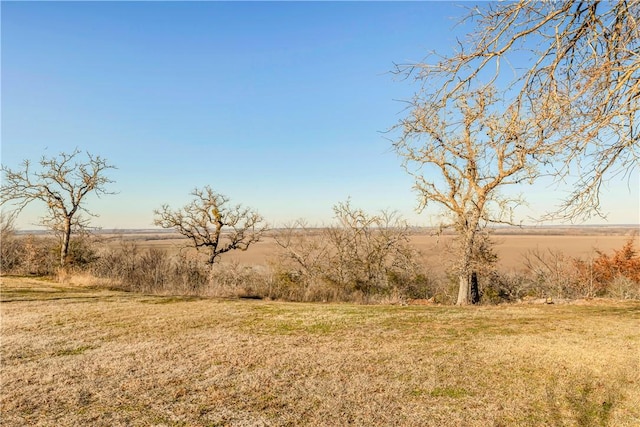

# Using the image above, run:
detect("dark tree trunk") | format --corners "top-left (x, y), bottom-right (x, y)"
top-left (207, 249), bottom-right (216, 265)
top-left (457, 271), bottom-right (481, 305)
top-left (60, 218), bottom-right (72, 268)
top-left (470, 271), bottom-right (480, 304)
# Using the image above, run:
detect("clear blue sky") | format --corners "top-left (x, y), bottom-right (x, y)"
top-left (2, 1), bottom-right (638, 229)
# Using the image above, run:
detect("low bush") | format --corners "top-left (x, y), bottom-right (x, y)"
top-left (92, 243), bottom-right (206, 294)
top-left (1, 234), bottom-right (58, 276)
top-left (272, 202), bottom-right (434, 302)
top-left (1, 215), bottom-right (24, 273)
top-left (572, 238), bottom-right (640, 297)
top-left (498, 237), bottom-right (640, 302)
top-left (1, 214), bottom-right (99, 276)
top-left (3, 215), bottom-right (638, 303)
top-left (90, 242), bottom-right (272, 298)
top-left (480, 271), bottom-right (527, 304)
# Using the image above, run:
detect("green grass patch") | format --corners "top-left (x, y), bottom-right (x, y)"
top-left (429, 386), bottom-right (471, 399)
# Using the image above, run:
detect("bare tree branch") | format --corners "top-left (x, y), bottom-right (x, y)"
top-left (395, 0), bottom-right (639, 220)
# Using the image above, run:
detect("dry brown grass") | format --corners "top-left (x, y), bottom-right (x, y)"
top-left (1, 276), bottom-right (639, 426)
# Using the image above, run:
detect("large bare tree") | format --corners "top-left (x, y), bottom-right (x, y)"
top-left (1, 149), bottom-right (115, 267)
top-left (396, 0), bottom-right (639, 220)
top-left (154, 186), bottom-right (267, 265)
top-left (395, 87), bottom-right (560, 305)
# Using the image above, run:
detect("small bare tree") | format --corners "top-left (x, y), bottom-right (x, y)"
top-left (274, 219), bottom-right (329, 284)
top-left (395, 0), bottom-right (639, 220)
top-left (326, 200), bottom-right (419, 297)
top-left (274, 200), bottom-right (422, 301)
top-left (154, 186), bottom-right (267, 265)
top-left (1, 149), bottom-right (115, 268)
top-left (395, 87), bottom-right (559, 305)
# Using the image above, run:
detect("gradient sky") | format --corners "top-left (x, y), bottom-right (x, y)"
top-left (2, 1), bottom-right (638, 230)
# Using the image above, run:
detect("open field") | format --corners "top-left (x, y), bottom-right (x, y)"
top-left (2, 276), bottom-right (639, 426)
top-left (97, 226), bottom-right (640, 271)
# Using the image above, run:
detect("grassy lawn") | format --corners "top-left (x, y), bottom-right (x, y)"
top-left (1, 276), bottom-right (639, 426)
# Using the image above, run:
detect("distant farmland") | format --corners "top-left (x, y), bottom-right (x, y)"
top-left (89, 225), bottom-right (640, 271)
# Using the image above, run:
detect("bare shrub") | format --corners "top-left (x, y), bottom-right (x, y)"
top-left (91, 243), bottom-right (128, 285)
top-left (607, 275), bottom-right (640, 300)
top-left (0, 213), bottom-right (24, 274)
top-left (206, 262), bottom-right (272, 299)
top-left (519, 237), bottom-right (640, 300)
top-left (425, 273), bottom-right (459, 305)
top-left (19, 235), bottom-right (59, 276)
top-left (521, 248), bottom-right (580, 298)
top-left (170, 251), bottom-right (209, 294)
top-left (0, 229), bottom-right (100, 278)
top-left (272, 221), bottom-right (332, 301)
top-left (268, 263), bottom-right (343, 302)
top-left (274, 201), bottom-right (428, 302)
top-left (63, 234), bottom-right (99, 272)
top-left (0, 212), bottom-right (61, 276)
top-left (136, 248), bottom-right (172, 292)
top-left (92, 241), bottom-right (141, 290)
top-left (92, 241), bottom-right (175, 293)
top-left (327, 201), bottom-right (423, 299)
top-left (387, 269), bottom-right (432, 301)
top-left (92, 243), bottom-right (274, 297)
top-left (480, 271), bottom-right (531, 304)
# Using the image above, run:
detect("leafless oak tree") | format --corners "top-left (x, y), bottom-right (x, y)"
top-left (1, 149), bottom-right (115, 267)
top-left (154, 186), bottom-right (268, 265)
top-left (396, 0), bottom-right (639, 220)
top-left (395, 87), bottom-right (559, 305)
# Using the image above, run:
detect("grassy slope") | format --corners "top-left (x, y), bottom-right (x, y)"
top-left (1, 277), bottom-right (639, 426)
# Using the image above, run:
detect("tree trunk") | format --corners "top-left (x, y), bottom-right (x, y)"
top-left (207, 249), bottom-right (216, 265)
top-left (456, 223), bottom-right (480, 306)
top-left (470, 271), bottom-right (480, 304)
top-left (60, 218), bottom-right (72, 268)
top-left (456, 273), bottom-right (470, 305)
top-left (456, 271), bottom-right (480, 305)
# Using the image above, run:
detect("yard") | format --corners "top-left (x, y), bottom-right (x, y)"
top-left (1, 276), bottom-right (638, 426)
